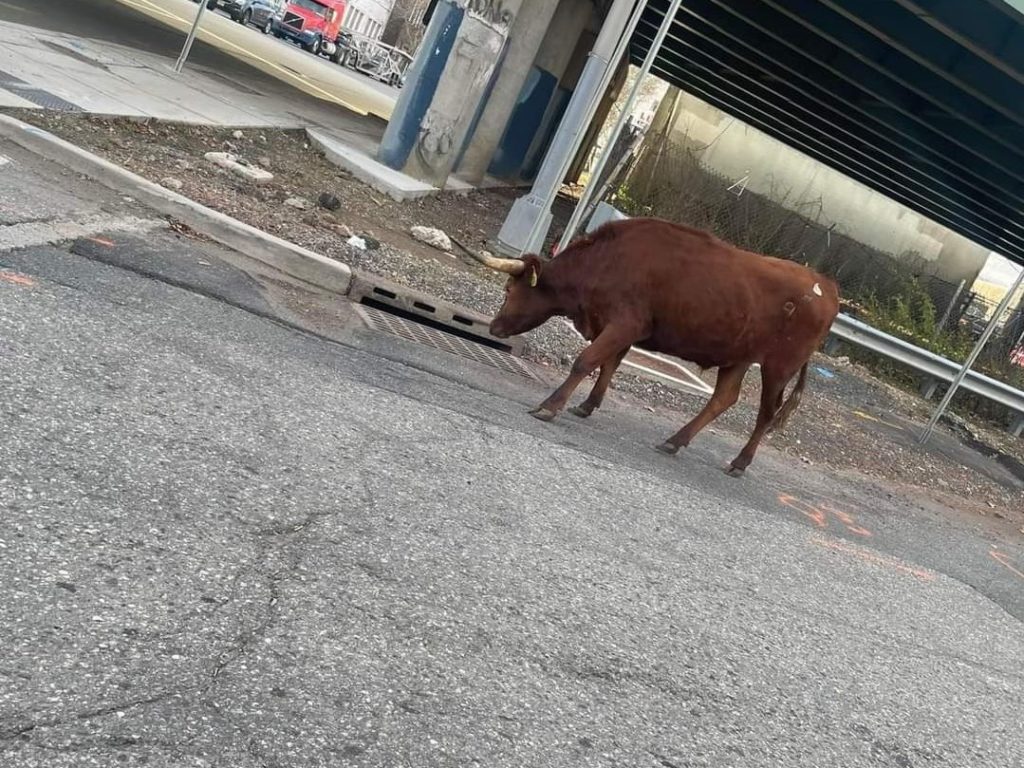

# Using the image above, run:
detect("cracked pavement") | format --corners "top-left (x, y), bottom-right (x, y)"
top-left (3, 139), bottom-right (1024, 767)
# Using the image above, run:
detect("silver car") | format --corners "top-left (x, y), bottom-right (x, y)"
top-left (208, 0), bottom-right (286, 33)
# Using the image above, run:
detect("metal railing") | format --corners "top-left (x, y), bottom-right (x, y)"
top-left (828, 314), bottom-right (1024, 436)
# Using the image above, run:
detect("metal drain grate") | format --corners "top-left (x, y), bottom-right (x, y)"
top-left (0, 69), bottom-right (81, 112)
top-left (357, 304), bottom-right (536, 379)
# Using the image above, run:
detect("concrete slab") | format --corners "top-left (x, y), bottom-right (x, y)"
top-left (307, 129), bottom-right (436, 202)
top-left (445, 176), bottom-right (475, 194)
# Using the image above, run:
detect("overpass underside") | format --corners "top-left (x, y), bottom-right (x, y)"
top-left (629, 0), bottom-right (1024, 268)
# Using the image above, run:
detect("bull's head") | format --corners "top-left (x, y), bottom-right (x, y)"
top-left (470, 252), bottom-right (554, 339)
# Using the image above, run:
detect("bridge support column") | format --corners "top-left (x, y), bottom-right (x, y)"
top-left (453, 0), bottom-right (565, 184)
top-left (496, 0), bottom-right (642, 254)
top-left (377, 0), bottom-right (523, 187)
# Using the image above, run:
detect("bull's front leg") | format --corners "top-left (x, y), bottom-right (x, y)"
top-left (569, 347), bottom-right (630, 418)
top-left (530, 329), bottom-right (639, 422)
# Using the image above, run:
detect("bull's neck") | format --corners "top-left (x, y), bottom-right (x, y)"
top-left (543, 252), bottom-right (588, 319)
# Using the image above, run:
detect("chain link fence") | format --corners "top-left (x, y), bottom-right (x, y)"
top-left (607, 132), bottom-right (1024, 399)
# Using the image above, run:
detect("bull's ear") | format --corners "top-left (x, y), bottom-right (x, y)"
top-left (523, 255), bottom-right (543, 288)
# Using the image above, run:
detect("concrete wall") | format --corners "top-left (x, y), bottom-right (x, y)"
top-left (661, 88), bottom-right (990, 284)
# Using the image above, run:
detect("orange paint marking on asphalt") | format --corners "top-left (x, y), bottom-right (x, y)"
top-left (0, 271), bottom-right (35, 287)
top-left (86, 236), bottom-right (116, 247)
top-left (811, 535), bottom-right (936, 582)
top-left (990, 549), bottom-right (1024, 581)
top-left (820, 504), bottom-right (873, 538)
top-left (777, 492), bottom-right (873, 537)
top-left (778, 493), bottom-right (826, 528)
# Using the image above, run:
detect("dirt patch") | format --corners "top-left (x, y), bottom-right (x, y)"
top-left (6, 109), bottom-right (1023, 525)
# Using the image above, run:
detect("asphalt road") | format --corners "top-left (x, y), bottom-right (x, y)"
top-left (3, 141), bottom-right (1024, 766)
top-left (0, 0), bottom-right (397, 119)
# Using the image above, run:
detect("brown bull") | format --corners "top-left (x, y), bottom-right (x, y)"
top-left (473, 217), bottom-right (840, 476)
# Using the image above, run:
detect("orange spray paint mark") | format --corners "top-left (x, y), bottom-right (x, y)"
top-left (811, 536), bottom-right (935, 582)
top-left (0, 271), bottom-right (35, 287)
top-left (990, 549), bottom-right (1024, 581)
top-left (777, 493), bottom-right (873, 537)
top-left (86, 237), bottom-right (116, 247)
top-left (778, 493), bottom-right (826, 528)
top-left (820, 504), bottom-right (873, 537)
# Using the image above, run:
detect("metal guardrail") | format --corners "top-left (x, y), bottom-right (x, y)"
top-left (828, 314), bottom-right (1024, 436)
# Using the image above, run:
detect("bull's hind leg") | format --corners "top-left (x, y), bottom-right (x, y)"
top-left (657, 364), bottom-right (749, 454)
top-left (570, 348), bottom-right (630, 418)
top-left (530, 327), bottom-right (640, 421)
top-left (725, 365), bottom-right (796, 477)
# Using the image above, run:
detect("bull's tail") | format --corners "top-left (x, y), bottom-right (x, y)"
top-left (770, 362), bottom-right (809, 433)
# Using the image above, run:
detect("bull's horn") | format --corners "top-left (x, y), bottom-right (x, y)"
top-left (468, 250), bottom-right (526, 276)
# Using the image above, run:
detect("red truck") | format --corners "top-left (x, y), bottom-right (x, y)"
top-left (271, 0), bottom-right (348, 60)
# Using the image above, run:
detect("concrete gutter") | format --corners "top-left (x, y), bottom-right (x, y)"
top-left (0, 113), bottom-right (353, 295)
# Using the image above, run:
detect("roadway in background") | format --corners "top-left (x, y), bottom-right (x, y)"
top-left (0, 0), bottom-right (397, 119)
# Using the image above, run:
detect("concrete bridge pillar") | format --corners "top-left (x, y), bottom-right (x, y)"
top-left (377, 0), bottom-right (524, 187)
top-left (455, 0), bottom-right (589, 184)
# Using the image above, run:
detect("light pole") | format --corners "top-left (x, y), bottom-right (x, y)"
top-left (174, 2), bottom-right (209, 74)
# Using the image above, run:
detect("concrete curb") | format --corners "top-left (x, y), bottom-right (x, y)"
top-left (0, 113), bottom-right (353, 295)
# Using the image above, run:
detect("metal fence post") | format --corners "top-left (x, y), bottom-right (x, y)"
top-left (937, 278), bottom-right (966, 331)
top-left (175, 2), bottom-right (209, 74)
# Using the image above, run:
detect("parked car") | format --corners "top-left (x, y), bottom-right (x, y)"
top-left (220, 1), bottom-right (286, 33)
top-left (271, 0), bottom-right (348, 60)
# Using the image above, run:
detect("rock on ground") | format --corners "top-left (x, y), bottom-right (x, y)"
top-left (410, 225), bottom-right (452, 252)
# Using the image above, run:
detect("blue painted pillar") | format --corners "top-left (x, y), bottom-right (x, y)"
top-left (377, 0), bottom-right (521, 188)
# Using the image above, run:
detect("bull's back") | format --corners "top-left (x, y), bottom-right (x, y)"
top-left (582, 220), bottom-right (839, 366)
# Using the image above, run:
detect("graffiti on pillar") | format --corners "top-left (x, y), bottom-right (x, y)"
top-left (416, 112), bottom-right (456, 170)
top-left (463, 0), bottom-right (515, 30)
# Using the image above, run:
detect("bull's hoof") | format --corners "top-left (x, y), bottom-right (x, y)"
top-left (724, 465), bottom-right (746, 478)
top-left (569, 404), bottom-right (594, 419)
top-left (529, 406), bottom-right (557, 422)
top-left (655, 441), bottom-right (680, 456)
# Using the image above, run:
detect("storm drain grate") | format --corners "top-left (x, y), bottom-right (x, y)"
top-left (0, 69), bottom-right (81, 113)
top-left (356, 303), bottom-right (536, 379)
top-left (6, 86), bottom-right (82, 112)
